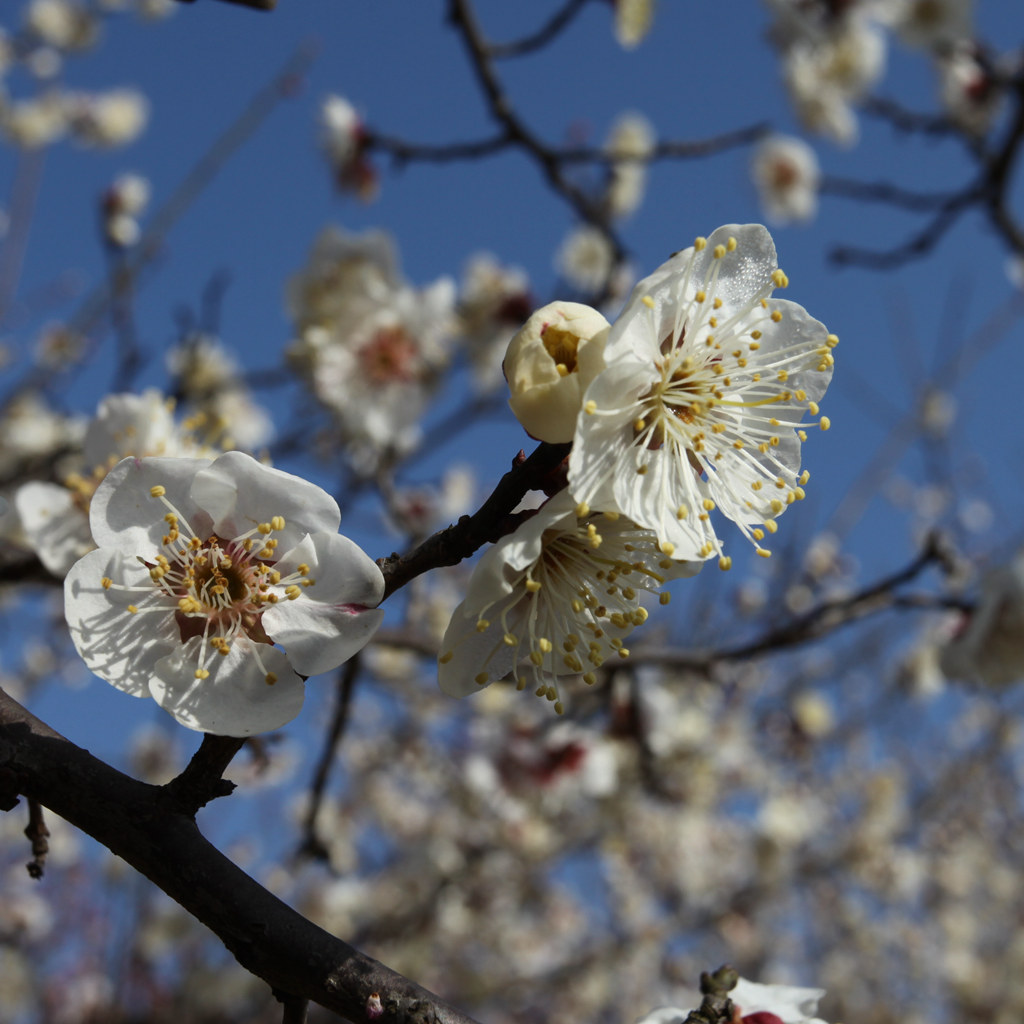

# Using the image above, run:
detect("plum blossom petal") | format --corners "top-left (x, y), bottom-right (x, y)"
top-left (15, 482), bottom-right (93, 574)
top-left (262, 532), bottom-right (385, 677)
top-left (190, 450), bottom-right (341, 551)
top-left (150, 638), bottom-right (303, 737)
top-left (65, 548), bottom-right (182, 697)
top-left (731, 978), bottom-right (828, 1024)
top-left (89, 455), bottom-right (212, 551)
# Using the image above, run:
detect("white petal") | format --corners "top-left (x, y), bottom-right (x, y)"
top-left (149, 637), bottom-right (304, 736)
top-left (273, 531), bottom-right (384, 607)
top-left (615, 445), bottom-right (714, 560)
top-left (83, 389), bottom-right (179, 466)
top-left (89, 456), bottom-right (213, 551)
top-left (190, 451), bottom-right (341, 548)
top-left (438, 594), bottom-right (520, 697)
top-left (15, 481), bottom-right (94, 576)
top-left (567, 361), bottom-right (651, 512)
top-left (64, 548), bottom-right (179, 696)
top-left (264, 601), bottom-right (385, 678)
top-left (263, 531), bottom-right (385, 676)
top-left (731, 978), bottom-right (828, 1024)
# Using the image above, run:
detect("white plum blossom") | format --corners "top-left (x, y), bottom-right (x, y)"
top-left (604, 112), bottom-right (656, 220)
top-left (64, 452), bottom-right (384, 736)
top-left (780, 12), bottom-right (887, 145)
top-left (889, 0), bottom-right (974, 51)
top-left (16, 390), bottom-right (205, 576)
top-left (66, 87), bottom-right (149, 147)
top-left (0, 92), bottom-right (68, 148)
top-left (25, 0), bottom-right (98, 51)
top-left (287, 226), bottom-right (455, 466)
top-left (557, 224), bottom-right (616, 294)
top-left (166, 335), bottom-right (275, 450)
top-left (319, 94), bottom-right (376, 199)
top-left (751, 134), bottom-right (821, 224)
top-left (503, 301), bottom-right (609, 443)
top-left (568, 224), bottom-right (835, 564)
top-left (102, 172), bottom-right (150, 248)
top-left (457, 252), bottom-right (534, 392)
top-left (438, 491), bottom-right (699, 713)
top-left (937, 41), bottom-right (1001, 137)
top-left (637, 977), bottom-right (829, 1024)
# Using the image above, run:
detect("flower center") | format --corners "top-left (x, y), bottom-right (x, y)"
top-left (100, 484), bottom-right (316, 685)
top-left (357, 326), bottom-right (419, 384)
top-left (540, 323), bottom-right (580, 373)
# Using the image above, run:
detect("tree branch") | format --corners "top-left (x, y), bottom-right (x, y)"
top-left (0, 687), bottom-right (482, 1024)
top-left (377, 441), bottom-right (570, 599)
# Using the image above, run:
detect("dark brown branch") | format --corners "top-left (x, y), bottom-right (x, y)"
top-left (297, 656), bottom-right (361, 861)
top-left (981, 67), bottom-right (1024, 254)
top-left (163, 733), bottom-right (247, 815)
top-left (446, 0), bottom-right (626, 281)
top-left (377, 441), bottom-right (570, 599)
top-left (820, 176), bottom-right (963, 212)
top-left (684, 965), bottom-right (739, 1024)
top-left (862, 95), bottom-right (958, 137)
top-left (829, 188), bottom-right (979, 268)
top-left (485, 0), bottom-right (593, 59)
top-left (366, 130), bottom-right (511, 165)
top-left (631, 533), bottom-right (948, 672)
top-left (0, 552), bottom-right (57, 587)
top-left (174, 0), bottom-right (277, 9)
top-left (24, 797), bottom-right (49, 879)
top-left (367, 123), bottom-right (767, 170)
top-left (0, 687), bottom-right (482, 1024)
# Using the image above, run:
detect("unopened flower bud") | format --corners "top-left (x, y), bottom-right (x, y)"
top-left (503, 301), bottom-right (609, 443)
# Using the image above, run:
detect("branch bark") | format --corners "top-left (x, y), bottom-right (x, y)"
top-left (0, 686), bottom-right (482, 1024)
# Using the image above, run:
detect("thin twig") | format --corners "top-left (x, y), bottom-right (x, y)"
top-left (24, 797), bottom-right (49, 879)
top-left (631, 534), bottom-right (948, 672)
top-left (297, 656), bottom-right (361, 860)
top-left (377, 440), bottom-right (570, 599)
top-left (486, 0), bottom-right (593, 58)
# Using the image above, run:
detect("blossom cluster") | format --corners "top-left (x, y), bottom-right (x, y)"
top-left (763, 0), bottom-right (998, 145)
top-left (286, 226), bottom-right (456, 468)
top-left (441, 224), bottom-right (835, 710)
top-left (0, 0), bottom-right (164, 150)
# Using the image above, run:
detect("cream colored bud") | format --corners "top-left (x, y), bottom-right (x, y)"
top-left (503, 301), bottom-right (609, 443)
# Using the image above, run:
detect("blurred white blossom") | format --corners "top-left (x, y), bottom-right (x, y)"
top-left (752, 134), bottom-right (821, 224)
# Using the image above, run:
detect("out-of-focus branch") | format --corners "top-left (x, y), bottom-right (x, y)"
top-left (632, 533), bottom-right (950, 672)
top-left (486, 0), bottom-right (594, 59)
top-left (297, 655), bottom-right (361, 861)
top-left (0, 148), bottom-right (46, 328)
top-left (0, 686), bottom-right (482, 1024)
top-left (831, 67), bottom-right (1024, 267)
top-left (862, 95), bottom-right (958, 136)
top-left (378, 441), bottom-right (570, 599)
top-left (982, 67), bottom-right (1024, 255)
top-left (446, 0), bottom-right (627, 298)
top-left (174, 0), bottom-right (277, 10)
top-left (829, 185), bottom-right (980, 268)
top-left (820, 176), bottom-right (966, 211)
